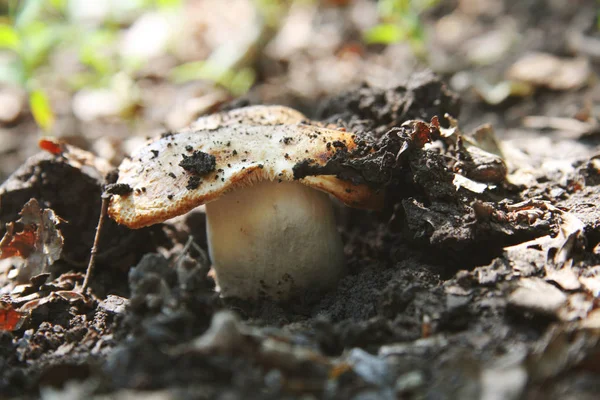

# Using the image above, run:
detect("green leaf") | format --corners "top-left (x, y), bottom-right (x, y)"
top-left (0, 23), bottom-right (20, 50)
top-left (416, 0), bottom-right (440, 12)
top-left (48, 0), bottom-right (67, 12)
top-left (228, 67), bottom-right (255, 96)
top-left (68, 71), bottom-right (107, 90)
top-left (15, 0), bottom-right (44, 29)
top-left (253, 0), bottom-right (284, 26)
top-left (169, 61), bottom-right (254, 95)
top-left (156, 0), bottom-right (182, 9)
top-left (168, 61), bottom-right (203, 83)
top-left (378, 0), bottom-right (409, 19)
top-left (364, 23), bottom-right (406, 44)
top-left (169, 61), bottom-right (223, 84)
top-left (29, 89), bottom-right (54, 131)
top-left (20, 21), bottom-right (62, 73)
top-left (79, 30), bottom-right (117, 77)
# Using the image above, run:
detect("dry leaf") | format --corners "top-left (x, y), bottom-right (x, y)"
top-left (38, 138), bottom-right (65, 155)
top-left (38, 137), bottom-right (113, 177)
top-left (579, 272), bottom-right (600, 297)
top-left (0, 300), bottom-right (26, 331)
top-left (453, 174), bottom-right (490, 193)
top-left (508, 52), bottom-right (590, 90)
top-left (509, 278), bottom-right (567, 318)
top-left (0, 198), bottom-right (64, 279)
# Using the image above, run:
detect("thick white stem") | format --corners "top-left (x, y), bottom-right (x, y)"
top-left (206, 181), bottom-right (345, 300)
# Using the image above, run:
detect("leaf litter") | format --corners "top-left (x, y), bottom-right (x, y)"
top-left (0, 69), bottom-right (600, 400)
top-left (0, 198), bottom-right (64, 283)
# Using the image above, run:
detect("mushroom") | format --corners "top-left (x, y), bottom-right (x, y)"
top-left (109, 105), bottom-right (381, 300)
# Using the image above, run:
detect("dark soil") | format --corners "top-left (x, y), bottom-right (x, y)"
top-left (179, 151), bottom-right (217, 177)
top-left (2, 1), bottom-right (600, 399)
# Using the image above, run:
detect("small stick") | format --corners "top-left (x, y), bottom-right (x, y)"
top-left (81, 194), bottom-right (110, 292)
top-left (173, 235), bottom-right (195, 268)
top-left (173, 236), bottom-right (210, 269)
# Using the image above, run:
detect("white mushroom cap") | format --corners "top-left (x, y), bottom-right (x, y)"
top-left (108, 105), bottom-right (382, 300)
top-left (189, 104), bottom-right (307, 130)
top-left (108, 106), bottom-right (380, 228)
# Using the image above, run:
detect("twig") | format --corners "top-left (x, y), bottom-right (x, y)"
top-left (173, 235), bottom-right (210, 270)
top-left (81, 194), bottom-right (110, 292)
top-left (173, 235), bottom-right (195, 268)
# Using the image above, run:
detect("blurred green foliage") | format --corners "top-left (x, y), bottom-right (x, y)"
top-left (29, 88), bottom-right (54, 130)
top-left (169, 61), bottom-right (257, 97)
top-left (0, 0), bottom-right (65, 130)
top-left (168, 0), bottom-right (296, 96)
top-left (364, 0), bottom-right (439, 56)
top-left (0, 0), bottom-right (181, 131)
top-left (0, 0), bottom-right (281, 129)
top-left (0, 0), bottom-right (438, 131)
top-left (254, 0), bottom-right (289, 27)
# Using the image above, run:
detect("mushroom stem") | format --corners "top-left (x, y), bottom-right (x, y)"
top-left (206, 180), bottom-right (346, 300)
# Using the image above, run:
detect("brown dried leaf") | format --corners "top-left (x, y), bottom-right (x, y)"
top-left (0, 198), bottom-right (64, 278)
top-left (0, 222), bottom-right (37, 259)
top-left (38, 137), bottom-right (113, 178)
top-left (0, 300), bottom-right (27, 331)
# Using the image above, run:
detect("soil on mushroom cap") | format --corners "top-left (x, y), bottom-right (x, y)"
top-left (179, 150), bottom-right (217, 177)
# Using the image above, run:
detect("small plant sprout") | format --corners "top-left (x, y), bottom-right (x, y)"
top-left (108, 106), bottom-right (381, 300)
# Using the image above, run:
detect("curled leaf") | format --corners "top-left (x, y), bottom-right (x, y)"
top-left (0, 198), bottom-right (64, 279)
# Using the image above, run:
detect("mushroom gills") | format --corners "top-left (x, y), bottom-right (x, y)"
top-left (206, 180), bottom-right (346, 300)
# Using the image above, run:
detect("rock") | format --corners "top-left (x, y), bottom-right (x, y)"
top-left (98, 295), bottom-right (129, 315)
top-left (190, 311), bottom-right (244, 353)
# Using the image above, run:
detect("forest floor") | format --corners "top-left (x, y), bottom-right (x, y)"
top-left (1, 1), bottom-right (600, 399)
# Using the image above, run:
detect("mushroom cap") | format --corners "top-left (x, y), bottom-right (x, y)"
top-left (190, 105), bottom-right (307, 130)
top-left (108, 106), bottom-right (381, 228)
